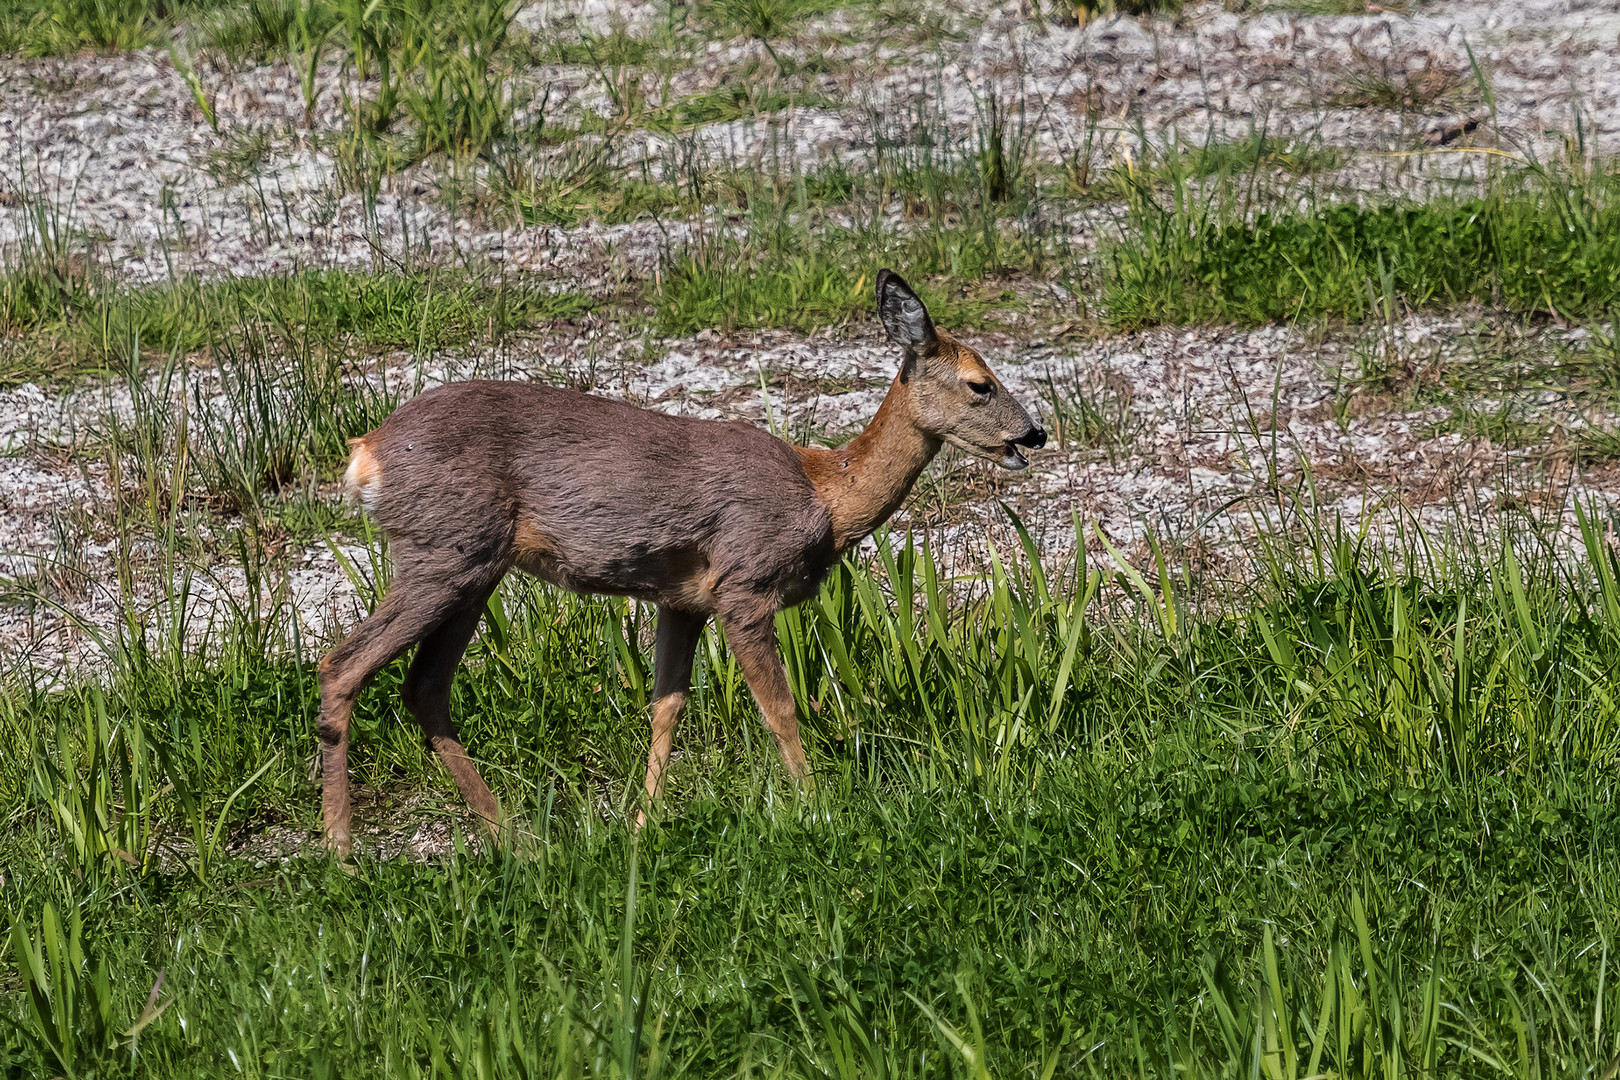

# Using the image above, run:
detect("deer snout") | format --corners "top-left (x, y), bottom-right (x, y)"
top-left (1012, 425), bottom-right (1046, 451)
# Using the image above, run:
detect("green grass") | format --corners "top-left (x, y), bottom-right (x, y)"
top-left (477, 145), bottom-right (690, 227)
top-left (0, 0), bottom-right (526, 159)
top-left (202, 125), bottom-right (284, 187)
top-left (519, 22), bottom-right (665, 68)
top-left (648, 219), bottom-right (1029, 335)
top-left (0, 267), bottom-right (594, 383)
top-left (477, 106), bottom-right (1047, 232)
top-left (644, 141), bottom-right (1059, 335)
top-left (1426, 402), bottom-right (1551, 448)
top-left (1330, 58), bottom-right (1470, 113)
top-left (2, 265), bottom-right (594, 508)
top-left (0, 0), bottom-right (165, 55)
top-left (6, 515), bottom-right (1620, 1076)
top-left (1182, 131), bottom-right (1346, 179)
top-left (1104, 164), bottom-right (1620, 327)
top-left (6, 13), bottom-right (1620, 1071)
top-left (1033, 366), bottom-right (1141, 456)
top-left (199, 0), bottom-right (339, 60)
top-left (0, 0), bottom-right (256, 55)
top-left (663, 82), bottom-right (824, 128)
top-left (696, 0), bottom-right (844, 49)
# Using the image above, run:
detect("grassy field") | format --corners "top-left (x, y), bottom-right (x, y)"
top-left (6, 522), bottom-right (1620, 1076)
top-left (6, 0), bottom-right (1620, 1076)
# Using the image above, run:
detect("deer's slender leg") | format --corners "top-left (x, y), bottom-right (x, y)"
top-left (638, 607), bottom-right (706, 826)
top-left (401, 597), bottom-right (501, 837)
top-left (317, 579), bottom-right (475, 856)
top-left (722, 602), bottom-right (811, 789)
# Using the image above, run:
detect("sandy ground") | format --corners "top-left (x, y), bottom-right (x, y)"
top-left (3, 0), bottom-right (1620, 675)
top-left (3, 0), bottom-right (1617, 281)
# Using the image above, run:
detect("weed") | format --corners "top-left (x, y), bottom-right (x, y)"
top-left (1343, 0), bottom-right (1404, 9)
top-left (1575, 427), bottom-right (1620, 463)
top-left (664, 80), bottom-right (817, 128)
top-left (0, 182), bottom-right (100, 342)
top-left (0, 0), bottom-right (249, 55)
top-left (201, 0), bottom-right (336, 60)
top-left (8, 903), bottom-right (127, 1074)
top-left (486, 146), bottom-right (685, 227)
top-left (183, 332), bottom-right (377, 511)
top-left (863, 0), bottom-right (957, 45)
top-left (857, 83), bottom-right (1053, 239)
top-left (400, 0), bottom-right (516, 158)
top-left (1240, 0), bottom-right (1395, 12)
top-left (800, 160), bottom-right (857, 205)
top-left (523, 21), bottom-right (660, 68)
top-left (24, 0), bottom-right (160, 54)
top-left (171, 44), bottom-right (221, 131)
top-left (1053, 111), bottom-right (1119, 198)
top-left (973, 84), bottom-right (1035, 205)
top-left (699, 0), bottom-right (836, 69)
top-left (1425, 401), bottom-right (1552, 451)
top-left (204, 125), bottom-right (281, 187)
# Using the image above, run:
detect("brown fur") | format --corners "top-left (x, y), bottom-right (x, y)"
top-left (314, 270), bottom-right (1043, 854)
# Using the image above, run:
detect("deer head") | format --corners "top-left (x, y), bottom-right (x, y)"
top-left (875, 269), bottom-right (1046, 470)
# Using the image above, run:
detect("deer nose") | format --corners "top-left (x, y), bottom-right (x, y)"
top-left (1013, 426), bottom-right (1046, 451)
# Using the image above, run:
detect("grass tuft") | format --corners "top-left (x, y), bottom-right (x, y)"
top-left (1331, 56), bottom-right (1470, 113)
top-left (200, 0), bottom-right (338, 61)
top-left (1105, 164), bottom-right (1620, 327)
top-left (1183, 130), bottom-right (1346, 178)
top-left (0, 267), bottom-right (593, 384)
top-left (648, 217), bottom-right (1027, 336)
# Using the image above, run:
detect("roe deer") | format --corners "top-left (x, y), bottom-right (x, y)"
top-left (317, 269), bottom-right (1045, 854)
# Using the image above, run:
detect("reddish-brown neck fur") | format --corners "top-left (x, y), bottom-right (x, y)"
top-left (796, 369), bottom-right (940, 553)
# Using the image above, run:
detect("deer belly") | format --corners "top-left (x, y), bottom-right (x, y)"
top-left (509, 522), bottom-right (719, 611)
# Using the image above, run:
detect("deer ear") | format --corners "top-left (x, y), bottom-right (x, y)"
top-left (876, 269), bottom-right (937, 351)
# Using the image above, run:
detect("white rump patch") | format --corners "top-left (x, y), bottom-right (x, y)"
top-left (342, 444), bottom-right (382, 513)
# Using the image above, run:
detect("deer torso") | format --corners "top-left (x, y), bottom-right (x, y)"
top-left (349, 381), bottom-right (841, 614)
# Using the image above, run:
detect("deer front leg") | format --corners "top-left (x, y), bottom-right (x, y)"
top-left (639, 607), bottom-right (706, 826)
top-left (722, 603), bottom-right (812, 793)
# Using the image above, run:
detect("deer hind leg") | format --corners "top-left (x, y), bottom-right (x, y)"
top-left (722, 601), bottom-right (812, 792)
top-left (401, 598), bottom-right (502, 838)
top-left (638, 607), bottom-right (706, 827)
top-left (317, 578), bottom-right (477, 856)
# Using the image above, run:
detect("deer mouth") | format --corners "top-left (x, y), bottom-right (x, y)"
top-left (999, 427), bottom-right (1046, 471)
top-left (950, 430), bottom-right (1044, 470)
top-left (1002, 443), bottom-right (1030, 470)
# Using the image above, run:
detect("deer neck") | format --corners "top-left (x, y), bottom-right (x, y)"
top-left (796, 372), bottom-right (940, 553)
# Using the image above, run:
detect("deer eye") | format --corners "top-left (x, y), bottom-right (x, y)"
top-left (966, 379), bottom-right (993, 397)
